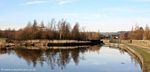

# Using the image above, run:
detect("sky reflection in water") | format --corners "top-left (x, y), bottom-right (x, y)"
top-left (0, 46), bottom-right (141, 72)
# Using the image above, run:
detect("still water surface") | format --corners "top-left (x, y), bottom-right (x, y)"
top-left (0, 46), bottom-right (141, 72)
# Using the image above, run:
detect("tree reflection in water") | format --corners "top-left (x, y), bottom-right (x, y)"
top-left (14, 49), bottom-right (44, 67)
top-left (0, 45), bottom-right (102, 70)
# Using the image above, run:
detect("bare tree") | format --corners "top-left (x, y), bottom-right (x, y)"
top-left (144, 25), bottom-right (150, 40)
top-left (72, 23), bottom-right (80, 40)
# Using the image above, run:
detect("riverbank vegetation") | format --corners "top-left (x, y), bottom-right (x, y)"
top-left (0, 19), bottom-right (100, 41)
top-left (119, 25), bottom-right (150, 40)
top-left (119, 25), bottom-right (150, 48)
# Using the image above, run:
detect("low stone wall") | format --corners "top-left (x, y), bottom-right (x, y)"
top-left (121, 40), bottom-right (150, 48)
top-left (0, 39), bottom-right (6, 48)
top-left (102, 39), bottom-right (109, 44)
top-left (132, 40), bottom-right (150, 48)
top-left (0, 40), bottom-right (103, 49)
top-left (20, 40), bottom-right (92, 47)
top-left (24, 40), bottom-right (90, 43)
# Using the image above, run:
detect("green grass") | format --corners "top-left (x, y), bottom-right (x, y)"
top-left (126, 44), bottom-right (150, 72)
top-left (0, 38), bottom-right (6, 43)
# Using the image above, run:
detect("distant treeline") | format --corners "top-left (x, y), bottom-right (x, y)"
top-left (120, 25), bottom-right (150, 40)
top-left (0, 19), bottom-right (100, 40)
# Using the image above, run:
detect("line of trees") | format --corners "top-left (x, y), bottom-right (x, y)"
top-left (0, 19), bottom-right (101, 41)
top-left (119, 25), bottom-right (150, 40)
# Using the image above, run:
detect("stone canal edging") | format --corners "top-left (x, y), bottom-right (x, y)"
top-left (120, 44), bottom-right (146, 72)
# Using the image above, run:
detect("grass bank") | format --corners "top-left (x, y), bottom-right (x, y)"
top-left (125, 44), bottom-right (150, 72)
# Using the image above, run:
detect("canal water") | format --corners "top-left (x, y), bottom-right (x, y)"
top-left (0, 46), bottom-right (141, 72)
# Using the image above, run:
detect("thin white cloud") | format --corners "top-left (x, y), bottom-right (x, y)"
top-left (101, 7), bottom-right (150, 13)
top-left (132, 0), bottom-right (150, 2)
top-left (24, 0), bottom-right (46, 5)
top-left (22, 0), bottom-right (78, 6)
top-left (58, 0), bottom-right (69, 5)
top-left (56, 0), bottom-right (78, 5)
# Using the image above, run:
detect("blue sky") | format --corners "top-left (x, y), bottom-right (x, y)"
top-left (0, 0), bottom-right (150, 32)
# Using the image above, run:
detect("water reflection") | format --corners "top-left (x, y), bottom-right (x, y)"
top-left (15, 49), bottom-right (44, 67)
top-left (0, 48), bottom-right (15, 56)
top-left (0, 46), bottom-right (101, 69)
top-left (107, 47), bottom-right (141, 66)
top-left (0, 45), bottom-right (141, 72)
